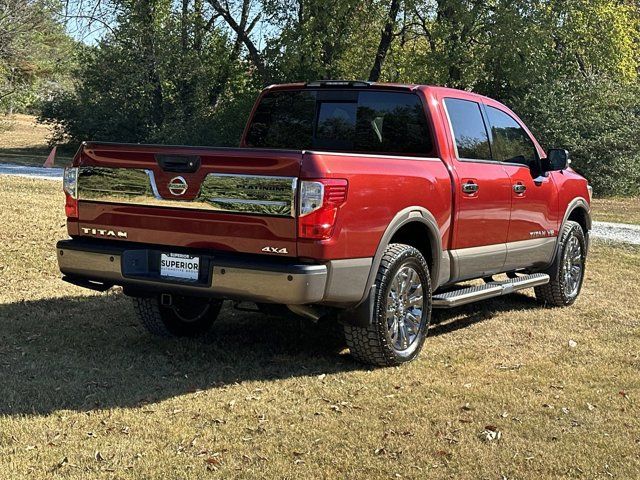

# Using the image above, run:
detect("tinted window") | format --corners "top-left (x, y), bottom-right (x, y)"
top-left (246, 90), bottom-right (315, 150)
top-left (486, 106), bottom-right (537, 166)
top-left (444, 98), bottom-right (491, 160)
top-left (355, 92), bottom-right (431, 155)
top-left (246, 90), bottom-right (433, 156)
top-left (316, 102), bottom-right (357, 149)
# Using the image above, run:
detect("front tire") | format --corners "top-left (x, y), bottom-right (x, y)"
top-left (132, 294), bottom-right (223, 337)
top-left (343, 244), bottom-right (432, 367)
top-left (535, 220), bottom-right (587, 307)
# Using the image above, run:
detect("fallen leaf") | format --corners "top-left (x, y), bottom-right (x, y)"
top-left (568, 339), bottom-right (577, 348)
top-left (53, 456), bottom-right (68, 471)
top-left (479, 426), bottom-right (502, 442)
top-left (95, 451), bottom-right (105, 462)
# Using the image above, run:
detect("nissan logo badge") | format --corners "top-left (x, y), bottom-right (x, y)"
top-left (168, 176), bottom-right (188, 196)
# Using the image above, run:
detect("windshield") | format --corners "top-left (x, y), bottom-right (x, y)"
top-left (245, 89), bottom-right (434, 156)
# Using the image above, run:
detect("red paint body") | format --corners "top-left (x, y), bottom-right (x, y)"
top-left (69, 84), bottom-right (590, 264)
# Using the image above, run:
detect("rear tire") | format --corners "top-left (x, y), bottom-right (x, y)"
top-left (132, 294), bottom-right (223, 337)
top-left (343, 244), bottom-right (432, 367)
top-left (535, 220), bottom-right (587, 307)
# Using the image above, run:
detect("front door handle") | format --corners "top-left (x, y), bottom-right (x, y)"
top-left (513, 183), bottom-right (527, 194)
top-left (462, 182), bottom-right (479, 194)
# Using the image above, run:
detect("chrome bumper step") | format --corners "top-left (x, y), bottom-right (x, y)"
top-left (432, 273), bottom-right (550, 308)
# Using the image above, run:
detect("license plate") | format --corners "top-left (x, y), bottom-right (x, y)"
top-left (160, 253), bottom-right (200, 281)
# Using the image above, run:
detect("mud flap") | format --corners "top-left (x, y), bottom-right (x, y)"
top-left (337, 285), bottom-right (376, 327)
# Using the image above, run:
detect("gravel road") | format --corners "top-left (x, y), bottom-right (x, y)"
top-left (1, 163), bottom-right (638, 245)
top-left (0, 163), bottom-right (63, 180)
top-left (591, 221), bottom-right (640, 245)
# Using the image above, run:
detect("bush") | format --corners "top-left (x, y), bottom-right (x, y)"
top-left (513, 76), bottom-right (640, 196)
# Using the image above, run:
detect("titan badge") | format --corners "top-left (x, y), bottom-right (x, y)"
top-left (81, 227), bottom-right (128, 239)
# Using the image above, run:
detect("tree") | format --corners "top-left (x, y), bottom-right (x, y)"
top-left (0, 0), bottom-right (76, 114)
top-left (40, 0), bottom-right (254, 146)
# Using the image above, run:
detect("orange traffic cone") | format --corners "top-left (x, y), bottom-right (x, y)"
top-left (43, 146), bottom-right (57, 168)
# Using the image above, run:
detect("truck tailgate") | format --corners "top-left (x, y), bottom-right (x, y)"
top-left (70, 143), bottom-right (301, 257)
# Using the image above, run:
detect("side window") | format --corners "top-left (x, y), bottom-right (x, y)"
top-left (444, 98), bottom-right (492, 161)
top-left (354, 92), bottom-right (433, 155)
top-left (486, 106), bottom-right (537, 166)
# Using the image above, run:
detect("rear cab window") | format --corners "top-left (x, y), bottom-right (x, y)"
top-left (246, 89), bottom-right (435, 157)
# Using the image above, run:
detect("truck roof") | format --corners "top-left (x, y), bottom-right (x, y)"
top-left (265, 81), bottom-right (494, 102)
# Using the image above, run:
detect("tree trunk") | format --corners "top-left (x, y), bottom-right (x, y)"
top-left (136, 1), bottom-right (165, 129)
top-left (208, 0), bottom-right (268, 83)
top-left (369, 0), bottom-right (401, 82)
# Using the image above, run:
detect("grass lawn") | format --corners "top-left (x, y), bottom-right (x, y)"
top-left (1, 177), bottom-right (640, 479)
top-left (591, 197), bottom-right (640, 225)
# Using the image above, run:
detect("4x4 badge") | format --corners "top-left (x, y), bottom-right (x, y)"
top-left (262, 246), bottom-right (288, 254)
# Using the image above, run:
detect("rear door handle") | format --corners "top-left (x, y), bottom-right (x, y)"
top-left (462, 182), bottom-right (479, 194)
top-left (513, 183), bottom-right (526, 194)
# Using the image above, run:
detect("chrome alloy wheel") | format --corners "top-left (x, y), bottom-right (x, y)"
top-left (386, 265), bottom-right (424, 351)
top-left (562, 235), bottom-right (583, 298)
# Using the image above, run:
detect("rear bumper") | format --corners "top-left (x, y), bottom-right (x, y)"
top-left (56, 239), bottom-right (371, 307)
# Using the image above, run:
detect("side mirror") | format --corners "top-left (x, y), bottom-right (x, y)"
top-left (546, 149), bottom-right (570, 171)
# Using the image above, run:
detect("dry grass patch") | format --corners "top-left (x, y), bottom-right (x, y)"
top-left (0, 114), bottom-right (72, 167)
top-left (592, 197), bottom-right (640, 225)
top-left (1, 176), bottom-right (639, 479)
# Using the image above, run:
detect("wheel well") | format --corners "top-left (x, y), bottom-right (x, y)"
top-left (389, 222), bottom-right (435, 282)
top-left (568, 207), bottom-right (589, 235)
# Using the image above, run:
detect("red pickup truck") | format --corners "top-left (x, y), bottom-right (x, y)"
top-left (57, 80), bottom-right (591, 366)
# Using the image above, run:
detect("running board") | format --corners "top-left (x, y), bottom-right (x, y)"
top-left (432, 273), bottom-right (550, 308)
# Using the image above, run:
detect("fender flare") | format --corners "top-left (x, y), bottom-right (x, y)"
top-left (338, 207), bottom-right (443, 327)
top-left (561, 197), bottom-right (591, 232)
top-left (359, 206), bottom-right (443, 306)
top-left (548, 196), bottom-right (591, 265)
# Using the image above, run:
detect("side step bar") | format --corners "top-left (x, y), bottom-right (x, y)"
top-left (432, 273), bottom-right (550, 308)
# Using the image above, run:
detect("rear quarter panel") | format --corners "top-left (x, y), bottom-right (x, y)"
top-left (297, 152), bottom-right (452, 260)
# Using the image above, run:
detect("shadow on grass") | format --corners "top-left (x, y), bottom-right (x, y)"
top-left (430, 291), bottom-right (540, 337)
top-left (0, 291), bottom-right (541, 416)
top-left (0, 294), bottom-right (353, 416)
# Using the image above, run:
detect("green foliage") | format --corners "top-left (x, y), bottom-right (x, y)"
top-left (40, 0), bottom-right (259, 146)
top-left (0, 0), bottom-right (78, 114)
top-left (514, 75), bottom-right (640, 196)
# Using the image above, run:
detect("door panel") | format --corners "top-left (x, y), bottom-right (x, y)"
top-left (452, 162), bottom-right (512, 249)
top-left (503, 165), bottom-right (559, 244)
top-left (442, 98), bottom-right (512, 250)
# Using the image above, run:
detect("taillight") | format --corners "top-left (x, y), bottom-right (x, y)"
top-left (298, 179), bottom-right (348, 239)
top-left (63, 167), bottom-right (78, 218)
